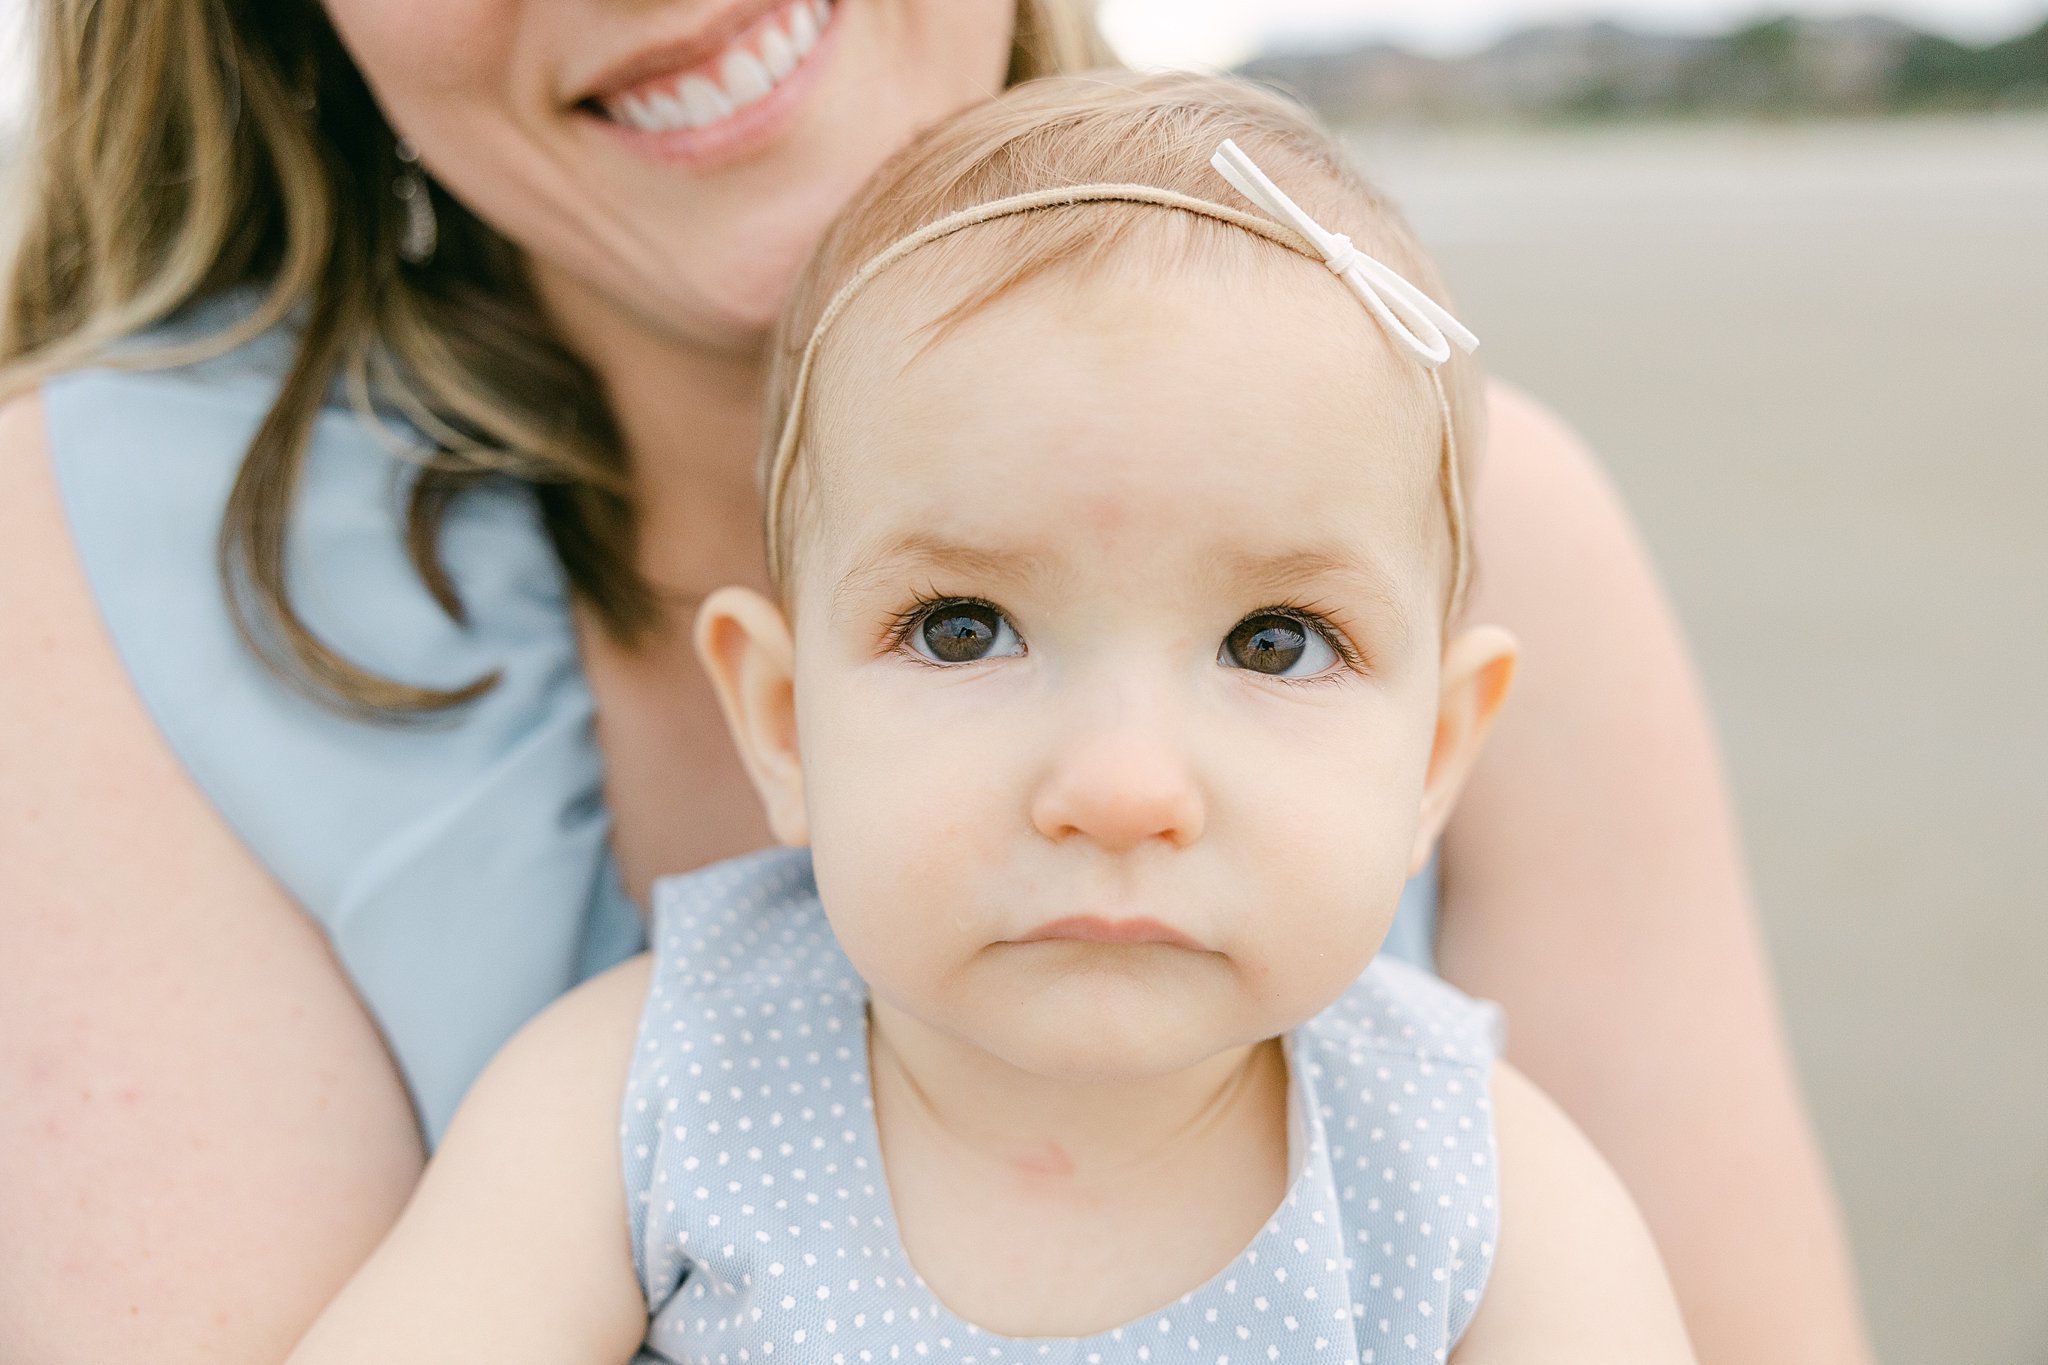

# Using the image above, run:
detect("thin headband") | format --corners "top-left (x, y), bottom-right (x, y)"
top-left (763, 140), bottom-right (1481, 613)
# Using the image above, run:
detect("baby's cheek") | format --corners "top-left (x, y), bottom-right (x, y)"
top-left (1268, 911), bottom-right (1389, 1020)
top-left (1247, 813), bottom-right (1411, 1008)
top-left (802, 705), bottom-right (1000, 956)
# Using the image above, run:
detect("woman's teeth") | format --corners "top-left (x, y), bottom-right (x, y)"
top-left (605, 0), bottom-right (832, 134)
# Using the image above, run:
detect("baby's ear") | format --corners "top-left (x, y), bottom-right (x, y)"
top-left (1409, 624), bottom-right (1519, 876)
top-left (694, 586), bottom-right (809, 846)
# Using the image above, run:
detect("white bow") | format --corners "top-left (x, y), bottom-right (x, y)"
top-left (1210, 139), bottom-right (1480, 369)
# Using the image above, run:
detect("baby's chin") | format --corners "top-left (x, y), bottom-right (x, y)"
top-left (947, 973), bottom-right (1284, 1085)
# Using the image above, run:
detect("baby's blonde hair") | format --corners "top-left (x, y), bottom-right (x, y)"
top-left (760, 71), bottom-right (1485, 616)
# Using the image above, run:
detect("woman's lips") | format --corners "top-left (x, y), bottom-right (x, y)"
top-left (575, 0), bottom-right (839, 169)
top-left (586, 0), bottom-right (831, 129)
top-left (1013, 916), bottom-right (1206, 950)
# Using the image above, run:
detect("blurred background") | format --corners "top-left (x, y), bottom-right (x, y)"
top-left (4, 1), bottom-right (2043, 1361)
top-left (1100, 3), bottom-right (2048, 1363)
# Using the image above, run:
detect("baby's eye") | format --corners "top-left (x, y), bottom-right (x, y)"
top-left (907, 599), bottom-right (1024, 665)
top-left (1219, 612), bottom-right (1340, 678)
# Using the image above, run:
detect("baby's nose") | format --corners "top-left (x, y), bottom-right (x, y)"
top-left (1028, 694), bottom-right (1206, 853)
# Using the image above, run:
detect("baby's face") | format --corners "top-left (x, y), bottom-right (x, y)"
top-left (717, 259), bottom-right (1491, 1082)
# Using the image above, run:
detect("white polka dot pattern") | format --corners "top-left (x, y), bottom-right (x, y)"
top-left (621, 848), bottom-right (1503, 1365)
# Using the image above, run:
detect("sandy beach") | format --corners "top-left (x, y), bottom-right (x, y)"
top-left (1353, 113), bottom-right (2048, 1365)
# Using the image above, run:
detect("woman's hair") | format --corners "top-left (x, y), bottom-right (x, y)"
top-left (0, 0), bottom-right (1113, 716)
top-left (762, 71), bottom-right (1483, 607)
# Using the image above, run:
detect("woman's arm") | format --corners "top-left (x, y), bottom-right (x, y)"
top-left (1450, 1062), bottom-right (1695, 1364)
top-left (0, 393), bottom-right (426, 1365)
top-left (1439, 382), bottom-right (1873, 1365)
top-left (287, 957), bottom-right (650, 1365)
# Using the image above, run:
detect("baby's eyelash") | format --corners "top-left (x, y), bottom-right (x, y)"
top-left (880, 591), bottom-right (999, 654)
top-left (879, 593), bottom-right (942, 653)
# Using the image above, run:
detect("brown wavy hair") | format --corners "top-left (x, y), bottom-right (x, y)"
top-left (0, 0), bottom-right (1113, 716)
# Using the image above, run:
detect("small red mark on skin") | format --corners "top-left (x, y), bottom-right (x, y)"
top-left (1011, 1140), bottom-right (1076, 1180)
top-left (1085, 496), bottom-right (1131, 536)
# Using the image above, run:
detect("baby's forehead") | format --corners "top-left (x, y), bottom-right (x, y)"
top-left (799, 245), bottom-right (1451, 593)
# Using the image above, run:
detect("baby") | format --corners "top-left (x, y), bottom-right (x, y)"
top-left (290, 73), bottom-right (1692, 1365)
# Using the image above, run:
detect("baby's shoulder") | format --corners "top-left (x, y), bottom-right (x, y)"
top-left (442, 951), bottom-right (653, 1149)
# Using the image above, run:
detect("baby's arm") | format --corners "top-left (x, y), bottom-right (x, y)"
top-left (287, 956), bottom-right (654, 1365)
top-left (1451, 1061), bottom-right (1697, 1364)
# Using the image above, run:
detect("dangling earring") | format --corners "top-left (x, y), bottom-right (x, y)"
top-left (393, 138), bottom-right (439, 265)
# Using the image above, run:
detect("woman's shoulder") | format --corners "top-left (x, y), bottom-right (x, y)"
top-left (1480, 377), bottom-right (1597, 480)
top-left (23, 292), bottom-right (645, 1141)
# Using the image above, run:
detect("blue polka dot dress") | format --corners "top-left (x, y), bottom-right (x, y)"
top-left (622, 849), bottom-right (1504, 1365)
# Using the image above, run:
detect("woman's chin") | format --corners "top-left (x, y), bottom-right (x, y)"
top-left (548, 257), bottom-right (796, 362)
top-left (650, 228), bottom-right (827, 346)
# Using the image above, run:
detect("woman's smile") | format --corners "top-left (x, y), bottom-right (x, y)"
top-left (575, 0), bottom-right (843, 169)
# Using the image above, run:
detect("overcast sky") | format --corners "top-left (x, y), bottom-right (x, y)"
top-left (3, 0), bottom-right (2045, 127)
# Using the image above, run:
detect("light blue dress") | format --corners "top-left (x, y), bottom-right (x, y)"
top-left (621, 848), bottom-right (1497, 1365)
top-left (38, 291), bottom-right (1438, 1146)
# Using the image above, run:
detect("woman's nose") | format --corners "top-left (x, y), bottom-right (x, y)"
top-left (1028, 700), bottom-right (1207, 853)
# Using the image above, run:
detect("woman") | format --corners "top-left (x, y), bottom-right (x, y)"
top-left (0, 1), bottom-right (1869, 1362)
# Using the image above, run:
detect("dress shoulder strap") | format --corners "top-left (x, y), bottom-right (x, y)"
top-left (1300, 956), bottom-right (1505, 1351)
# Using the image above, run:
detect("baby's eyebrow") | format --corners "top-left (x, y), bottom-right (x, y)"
top-left (832, 531), bottom-right (1059, 613)
top-left (1222, 546), bottom-right (1414, 629)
